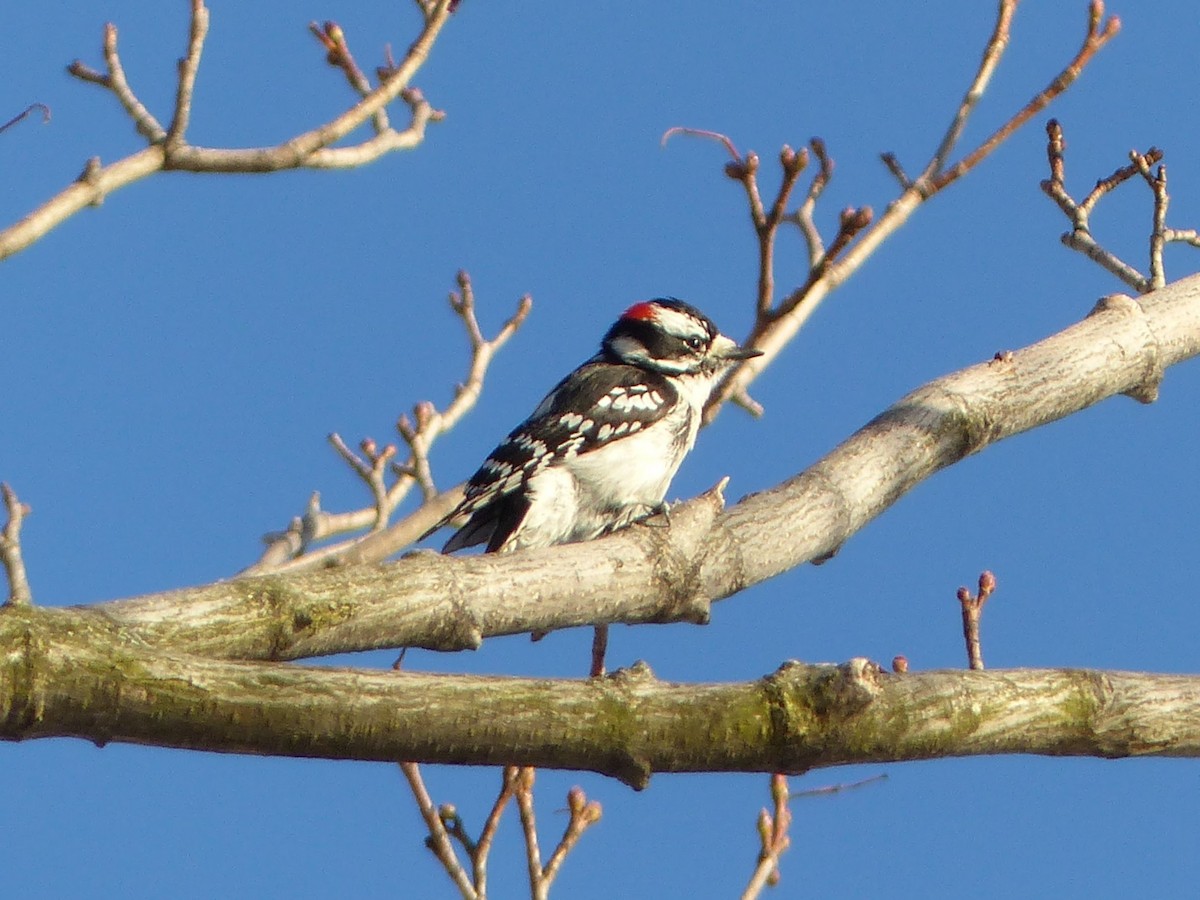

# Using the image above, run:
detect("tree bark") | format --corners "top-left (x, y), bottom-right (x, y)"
top-left (2, 614), bottom-right (1196, 789)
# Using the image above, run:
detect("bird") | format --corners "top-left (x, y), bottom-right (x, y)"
top-left (425, 298), bottom-right (761, 672)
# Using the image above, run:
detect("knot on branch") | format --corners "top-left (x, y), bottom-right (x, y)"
top-left (607, 660), bottom-right (657, 686)
top-left (597, 661), bottom-right (658, 789)
top-left (641, 482), bottom-right (729, 624)
top-left (427, 601), bottom-right (485, 652)
top-left (1088, 293), bottom-right (1164, 403)
top-left (770, 659), bottom-right (883, 719)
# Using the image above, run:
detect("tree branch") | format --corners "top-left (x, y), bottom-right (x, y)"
top-left (1039, 119), bottom-right (1200, 293)
top-left (244, 273), bottom-right (531, 575)
top-left (44, 273), bottom-right (1195, 662)
top-left (0, 1), bottom-right (453, 262)
top-left (695, 1), bottom-right (1118, 423)
top-left (0, 485), bottom-right (33, 607)
top-left (1, 625), bottom-right (1196, 788)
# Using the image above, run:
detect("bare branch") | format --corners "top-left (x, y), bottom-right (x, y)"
top-left (88, 274), bottom-right (1200, 661)
top-left (682, 2), bottom-right (1118, 424)
top-left (68, 24), bottom-right (168, 143)
top-left (245, 275), bottom-right (531, 575)
top-left (920, 0), bottom-right (1018, 184)
top-left (790, 137), bottom-right (833, 269)
top-left (540, 785), bottom-right (602, 892)
top-left (0, 484), bottom-right (33, 606)
top-left (6, 635), bottom-right (1200, 785)
top-left (400, 762), bottom-right (477, 899)
top-left (957, 570), bottom-right (997, 671)
top-left (310, 20), bottom-right (390, 133)
top-left (792, 773), bottom-right (888, 800)
top-left (328, 435), bottom-right (397, 531)
top-left (925, 0), bottom-right (1121, 195)
top-left (473, 767), bottom-right (521, 895)
top-left (1039, 119), bottom-right (1186, 293)
top-left (166, 0), bottom-right (209, 146)
top-left (1, 2), bottom-right (453, 262)
top-left (742, 774), bottom-right (791, 900)
top-left (513, 768), bottom-right (543, 898)
top-left (660, 126), bottom-right (742, 162)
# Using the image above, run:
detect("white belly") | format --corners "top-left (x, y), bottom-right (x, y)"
top-left (505, 401), bottom-right (699, 551)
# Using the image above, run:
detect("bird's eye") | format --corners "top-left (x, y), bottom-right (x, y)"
top-left (686, 336), bottom-right (705, 350)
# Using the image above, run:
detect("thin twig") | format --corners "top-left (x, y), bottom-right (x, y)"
top-left (774, 205), bottom-right (873, 322)
top-left (396, 402), bottom-right (440, 502)
top-left (328, 435), bottom-right (397, 531)
top-left (791, 137), bottom-right (833, 269)
top-left (0, 484), bottom-right (34, 606)
top-left (244, 276), bottom-right (530, 574)
top-left (166, 0), bottom-right (209, 146)
top-left (399, 762), bottom-right (477, 900)
top-left (741, 774), bottom-right (791, 900)
top-left (508, 768), bottom-right (599, 899)
top-left (957, 570), bottom-right (997, 671)
top-left (927, 0), bottom-right (1120, 194)
top-left (473, 767), bottom-right (521, 895)
top-left (692, 4), bottom-right (1117, 425)
top-left (660, 126), bottom-right (742, 162)
top-left (1135, 155), bottom-right (1169, 290)
top-left (310, 20), bottom-right (391, 133)
top-left (513, 768), bottom-right (544, 900)
top-left (751, 146), bottom-right (809, 316)
top-left (0, 103), bottom-right (51, 135)
top-left (540, 786), bottom-right (602, 891)
top-left (920, 0), bottom-right (1018, 185)
top-left (792, 773), bottom-right (888, 800)
top-left (879, 151), bottom-right (912, 191)
top-left (68, 24), bottom-right (167, 143)
top-left (1039, 118), bottom-right (1180, 292)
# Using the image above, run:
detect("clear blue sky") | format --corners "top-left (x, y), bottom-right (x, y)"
top-left (4, 2), bottom-right (1199, 897)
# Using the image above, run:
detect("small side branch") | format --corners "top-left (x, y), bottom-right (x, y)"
top-left (664, 2), bottom-right (1118, 426)
top-left (166, 0), bottom-right (209, 146)
top-left (399, 761), bottom-right (478, 900)
top-left (957, 570), bottom-right (997, 671)
top-left (245, 274), bottom-right (531, 574)
top-left (510, 768), bottom-right (601, 900)
top-left (920, 0), bottom-right (1120, 196)
top-left (0, 484), bottom-right (33, 606)
top-left (741, 774), bottom-right (791, 900)
top-left (1039, 118), bottom-right (1194, 292)
top-left (328, 436), bottom-right (397, 532)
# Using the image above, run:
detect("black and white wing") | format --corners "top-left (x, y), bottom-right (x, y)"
top-left (436, 360), bottom-right (678, 553)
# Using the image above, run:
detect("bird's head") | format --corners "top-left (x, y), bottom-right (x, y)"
top-left (601, 299), bottom-right (762, 376)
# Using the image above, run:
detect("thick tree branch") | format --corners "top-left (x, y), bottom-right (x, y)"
top-left (44, 273), bottom-right (1198, 662)
top-left (0, 625), bottom-right (1196, 788)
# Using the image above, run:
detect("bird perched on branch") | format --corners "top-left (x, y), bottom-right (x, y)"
top-left (425, 298), bottom-right (760, 671)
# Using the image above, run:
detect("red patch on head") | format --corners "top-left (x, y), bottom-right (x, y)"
top-left (621, 301), bottom-right (659, 322)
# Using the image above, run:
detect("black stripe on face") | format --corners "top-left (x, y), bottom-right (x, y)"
top-left (613, 318), bottom-right (693, 361)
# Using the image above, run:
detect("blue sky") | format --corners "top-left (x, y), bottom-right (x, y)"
top-left (4, 2), bottom-right (1199, 897)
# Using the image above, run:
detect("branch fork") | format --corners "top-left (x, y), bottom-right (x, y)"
top-left (1, 0), bottom-right (454, 262)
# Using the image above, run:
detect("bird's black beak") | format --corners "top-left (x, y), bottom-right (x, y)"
top-left (711, 334), bottom-right (764, 361)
